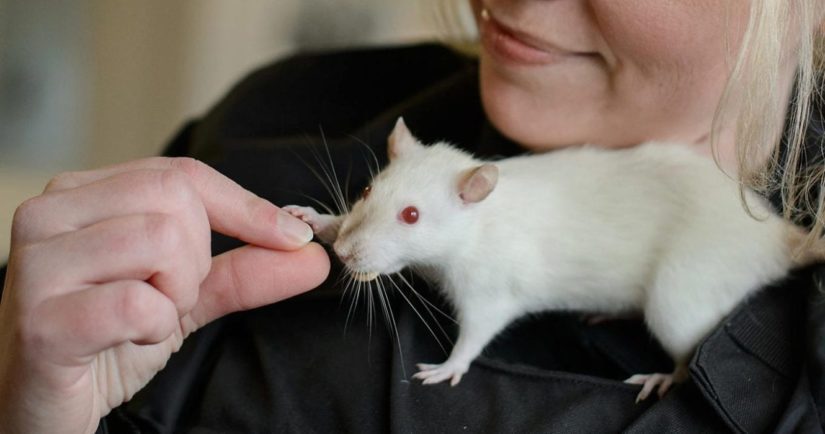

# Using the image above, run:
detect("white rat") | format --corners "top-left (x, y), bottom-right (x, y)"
top-left (286, 118), bottom-right (811, 401)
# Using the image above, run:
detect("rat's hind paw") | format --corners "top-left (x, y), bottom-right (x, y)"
top-left (625, 373), bottom-right (676, 403)
top-left (413, 362), bottom-right (469, 386)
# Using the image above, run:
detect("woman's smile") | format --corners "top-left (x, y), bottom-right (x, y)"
top-left (478, 5), bottom-right (595, 66)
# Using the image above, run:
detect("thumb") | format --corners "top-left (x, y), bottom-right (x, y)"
top-left (188, 243), bottom-right (330, 328)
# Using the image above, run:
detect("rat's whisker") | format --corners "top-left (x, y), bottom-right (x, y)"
top-left (342, 275), bottom-right (359, 334)
top-left (347, 134), bottom-right (381, 179)
top-left (377, 276), bottom-right (407, 379)
top-left (375, 279), bottom-right (392, 334)
top-left (366, 278), bottom-right (375, 344)
top-left (396, 273), bottom-right (457, 325)
top-left (318, 126), bottom-right (350, 215)
top-left (290, 147), bottom-right (342, 215)
top-left (388, 275), bottom-right (449, 354)
top-left (338, 270), bottom-right (354, 307)
top-left (343, 163), bottom-right (354, 212)
top-left (295, 191), bottom-right (337, 216)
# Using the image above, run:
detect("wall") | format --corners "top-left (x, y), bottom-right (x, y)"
top-left (0, 0), bottom-right (474, 262)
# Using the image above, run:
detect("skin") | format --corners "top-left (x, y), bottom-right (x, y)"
top-left (0, 1), bottom-right (804, 432)
top-left (472, 0), bottom-right (756, 167)
top-left (0, 158), bottom-right (330, 434)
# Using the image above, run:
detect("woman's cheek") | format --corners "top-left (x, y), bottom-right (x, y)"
top-left (478, 0), bottom-right (751, 150)
top-left (479, 58), bottom-right (615, 149)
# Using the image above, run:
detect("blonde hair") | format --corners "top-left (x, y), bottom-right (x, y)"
top-left (434, 0), bottom-right (825, 251)
top-left (724, 0), bottom-right (825, 252)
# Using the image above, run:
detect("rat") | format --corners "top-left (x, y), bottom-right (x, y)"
top-left (285, 117), bottom-right (814, 402)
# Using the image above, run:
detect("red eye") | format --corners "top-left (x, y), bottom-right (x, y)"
top-left (400, 206), bottom-right (419, 224)
top-left (362, 185), bottom-right (371, 199)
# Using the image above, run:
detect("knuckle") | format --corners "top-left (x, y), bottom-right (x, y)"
top-left (44, 171), bottom-right (78, 192)
top-left (158, 166), bottom-right (190, 193)
top-left (12, 196), bottom-right (41, 225)
top-left (142, 213), bottom-right (184, 254)
top-left (138, 215), bottom-right (200, 312)
top-left (11, 197), bottom-right (44, 242)
top-left (158, 168), bottom-right (198, 209)
top-left (117, 283), bottom-right (156, 326)
top-left (168, 157), bottom-right (205, 178)
top-left (120, 283), bottom-right (178, 343)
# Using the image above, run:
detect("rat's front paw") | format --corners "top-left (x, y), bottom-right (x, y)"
top-left (413, 362), bottom-right (469, 386)
top-left (283, 205), bottom-right (342, 244)
top-left (283, 205), bottom-right (325, 233)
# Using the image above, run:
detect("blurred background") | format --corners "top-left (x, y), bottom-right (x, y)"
top-left (0, 0), bottom-right (475, 261)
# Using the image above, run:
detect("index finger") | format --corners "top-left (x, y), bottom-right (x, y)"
top-left (44, 157), bottom-right (314, 250)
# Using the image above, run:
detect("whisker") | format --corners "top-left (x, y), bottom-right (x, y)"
top-left (396, 273), bottom-right (457, 324)
top-left (286, 132), bottom-right (385, 219)
top-left (367, 278), bottom-right (374, 344)
top-left (288, 132), bottom-right (348, 216)
top-left (293, 191), bottom-right (337, 217)
top-left (349, 284), bottom-right (362, 324)
top-left (343, 163), bottom-right (353, 210)
top-left (376, 279), bottom-right (393, 334)
top-left (387, 275), bottom-right (449, 354)
top-left (338, 271), bottom-right (354, 305)
top-left (378, 276), bottom-right (407, 379)
top-left (395, 273), bottom-right (454, 349)
top-left (291, 149), bottom-right (343, 215)
top-left (342, 274), bottom-right (358, 334)
top-left (304, 135), bottom-right (341, 210)
top-left (318, 126), bottom-right (350, 215)
top-left (347, 134), bottom-right (382, 180)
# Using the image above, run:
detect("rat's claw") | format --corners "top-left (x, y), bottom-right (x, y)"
top-left (625, 373), bottom-right (676, 403)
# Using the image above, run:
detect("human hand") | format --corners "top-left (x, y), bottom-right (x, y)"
top-left (0, 157), bottom-right (330, 434)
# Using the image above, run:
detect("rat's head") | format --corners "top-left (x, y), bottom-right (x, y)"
top-left (333, 118), bottom-right (498, 281)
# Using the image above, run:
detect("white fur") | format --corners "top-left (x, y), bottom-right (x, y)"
top-left (289, 130), bottom-right (799, 389)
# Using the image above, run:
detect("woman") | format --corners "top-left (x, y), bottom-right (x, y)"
top-left (1, 1), bottom-right (823, 432)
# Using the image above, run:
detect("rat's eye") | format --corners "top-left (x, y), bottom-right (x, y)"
top-left (400, 206), bottom-right (419, 224)
top-left (361, 185), bottom-right (372, 199)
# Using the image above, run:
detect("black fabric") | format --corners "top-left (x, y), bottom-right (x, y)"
top-left (7, 42), bottom-right (815, 432)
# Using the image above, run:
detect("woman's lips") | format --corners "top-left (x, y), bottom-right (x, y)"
top-left (479, 7), bottom-right (589, 66)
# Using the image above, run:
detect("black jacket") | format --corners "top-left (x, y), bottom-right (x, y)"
top-left (3, 44), bottom-right (824, 433)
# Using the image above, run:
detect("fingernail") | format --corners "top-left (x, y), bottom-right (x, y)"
top-left (279, 211), bottom-right (314, 245)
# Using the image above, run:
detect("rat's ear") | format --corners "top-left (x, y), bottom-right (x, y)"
top-left (459, 163), bottom-right (498, 204)
top-left (388, 117), bottom-right (422, 160)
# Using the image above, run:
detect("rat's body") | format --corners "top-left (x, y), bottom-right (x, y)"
top-left (286, 119), bottom-right (807, 401)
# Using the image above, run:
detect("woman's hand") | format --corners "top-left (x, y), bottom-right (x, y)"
top-left (0, 157), bottom-right (330, 434)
